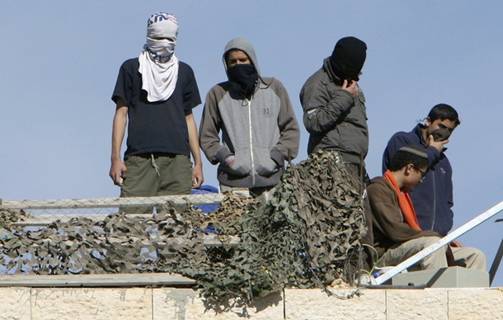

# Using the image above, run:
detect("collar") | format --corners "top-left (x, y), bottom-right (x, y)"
top-left (323, 58), bottom-right (343, 85)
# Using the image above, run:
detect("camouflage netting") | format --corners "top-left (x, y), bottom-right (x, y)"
top-left (0, 150), bottom-right (367, 310)
top-left (0, 209), bottom-right (30, 228)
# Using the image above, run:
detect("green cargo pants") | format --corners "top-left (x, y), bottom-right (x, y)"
top-left (119, 153), bottom-right (192, 213)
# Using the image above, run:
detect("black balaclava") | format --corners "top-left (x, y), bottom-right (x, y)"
top-left (227, 64), bottom-right (258, 98)
top-left (329, 36), bottom-right (367, 81)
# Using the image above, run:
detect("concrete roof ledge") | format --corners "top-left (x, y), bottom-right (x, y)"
top-left (1, 286), bottom-right (502, 319)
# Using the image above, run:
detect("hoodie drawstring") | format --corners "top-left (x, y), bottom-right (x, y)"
top-left (151, 154), bottom-right (161, 177)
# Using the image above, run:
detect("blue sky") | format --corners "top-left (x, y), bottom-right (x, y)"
top-left (1, 1), bottom-right (502, 285)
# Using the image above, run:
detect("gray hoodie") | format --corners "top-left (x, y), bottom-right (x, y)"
top-left (199, 38), bottom-right (299, 188)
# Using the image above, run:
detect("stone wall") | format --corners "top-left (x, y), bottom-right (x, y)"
top-left (1, 287), bottom-right (502, 320)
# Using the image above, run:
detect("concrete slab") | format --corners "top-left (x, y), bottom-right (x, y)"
top-left (284, 288), bottom-right (386, 320)
top-left (31, 288), bottom-right (152, 320)
top-left (392, 267), bottom-right (489, 288)
top-left (386, 288), bottom-right (448, 320)
top-left (0, 288), bottom-right (31, 320)
top-left (448, 288), bottom-right (503, 320)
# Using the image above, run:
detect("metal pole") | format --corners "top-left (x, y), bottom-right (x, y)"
top-left (489, 239), bottom-right (503, 286)
top-left (0, 194), bottom-right (224, 210)
top-left (374, 201), bottom-right (503, 285)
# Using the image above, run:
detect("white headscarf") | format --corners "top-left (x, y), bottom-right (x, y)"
top-left (138, 13), bottom-right (179, 102)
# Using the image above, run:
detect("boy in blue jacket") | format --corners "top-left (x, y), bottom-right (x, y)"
top-left (382, 104), bottom-right (459, 236)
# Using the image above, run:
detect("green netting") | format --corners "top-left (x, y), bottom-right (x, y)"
top-left (0, 150), bottom-right (367, 311)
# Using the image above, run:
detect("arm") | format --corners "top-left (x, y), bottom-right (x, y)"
top-left (270, 80), bottom-right (300, 165)
top-left (300, 79), bottom-right (356, 134)
top-left (368, 182), bottom-right (439, 243)
top-left (109, 102), bottom-right (128, 185)
top-left (445, 160), bottom-right (454, 233)
top-left (186, 113), bottom-right (204, 188)
top-left (199, 88), bottom-right (232, 165)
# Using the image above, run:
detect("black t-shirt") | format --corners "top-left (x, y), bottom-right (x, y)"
top-left (112, 58), bottom-right (201, 157)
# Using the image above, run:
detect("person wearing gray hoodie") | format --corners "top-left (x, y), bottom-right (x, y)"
top-left (199, 37), bottom-right (299, 195)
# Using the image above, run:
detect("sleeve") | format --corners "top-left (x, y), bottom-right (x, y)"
top-left (199, 87), bottom-right (231, 165)
top-left (299, 78), bottom-right (355, 134)
top-left (111, 62), bottom-right (131, 106)
top-left (182, 65), bottom-right (202, 115)
top-left (368, 182), bottom-right (440, 244)
top-left (445, 160), bottom-right (454, 233)
top-left (270, 79), bottom-right (300, 165)
top-left (382, 132), bottom-right (442, 174)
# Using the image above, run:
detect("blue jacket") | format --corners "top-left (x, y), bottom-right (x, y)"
top-left (382, 125), bottom-right (454, 236)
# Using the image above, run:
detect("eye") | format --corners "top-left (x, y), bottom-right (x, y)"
top-left (151, 37), bottom-right (174, 41)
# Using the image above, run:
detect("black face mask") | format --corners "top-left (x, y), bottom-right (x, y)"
top-left (227, 64), bottom-right (258, 98)
top-left (329, 36), bottom-right (367, 81)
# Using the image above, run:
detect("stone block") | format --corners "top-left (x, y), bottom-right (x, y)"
top-left (31, 288), bottom-right (152, 320)
top-left (153, 288), bottom-right (284, 319)
top-left (284, 289), bottom-right (386, 320)
top-left (386, 288), bottom-right (448, 320)
top-left (448, 288), bottom-right (503, 320)
top-left (0, 288), bottom-right (31, 320)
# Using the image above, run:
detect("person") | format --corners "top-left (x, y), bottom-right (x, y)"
top-left (199, 37), bottom-right (299, 197)
top-left (369, 145), bottom-right (486, 271)
top-left (299, 36), bottom-right (372, 243)
top-left (382, 104), bottom-right (460, 236)
top-left (109, 13), bottom-right (203, 204)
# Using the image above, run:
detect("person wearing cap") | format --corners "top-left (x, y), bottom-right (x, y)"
top-left (382, 104), bottom-right (460, 237)
top-left (299, 36), bottom-right (372, 243)
top-left (199, 37), bottom-right (299, 196)
top-left (109, 13), bottom-right (203, 203)
top-left (369, 145), bottom-right (485, 271)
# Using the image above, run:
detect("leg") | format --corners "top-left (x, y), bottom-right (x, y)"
top-left (344, 162), bottom-right (373, 245)
top-left (379, 236), bottom-right (448, 270)
top-left (451, 246), bottom-right (487, 271)
top-left (120, 154), bottom-right (159, 213)
top-left (157, 154), bottom-right (192, 195)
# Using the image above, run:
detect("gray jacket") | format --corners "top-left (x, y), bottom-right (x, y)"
top-left (300, 58), bottom-right (368, 164)
top-left (199, 38), bottom-right (299, 188)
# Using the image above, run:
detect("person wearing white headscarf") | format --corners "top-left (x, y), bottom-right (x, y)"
top-left (109, 12), bottom-right (204, 206)
top-left (139, 13), bottom-right (179, 102)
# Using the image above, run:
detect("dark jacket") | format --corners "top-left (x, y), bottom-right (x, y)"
top-left (299, 58), bottom-right (368, 164)
top-left (368, 177), bottom-right (440, 256)
top-left (382, 125), bottom-right (454, 236)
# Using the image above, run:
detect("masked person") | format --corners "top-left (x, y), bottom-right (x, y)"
top-left (199, 37), bottom-right (299, 196)
top-left (382, 104), bottom-right (460, 236)
top-left (369, 145), bottom-right (485, 271)
top-left (300, 36), bottom-right (373, 244)
top-left (109, 13), bottom-right (203, 206)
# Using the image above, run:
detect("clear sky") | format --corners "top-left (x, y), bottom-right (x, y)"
top-left (1, 1), bottom-right (502, 286)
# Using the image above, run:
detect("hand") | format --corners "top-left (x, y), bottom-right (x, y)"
top-left (109, 159), bottom-right (127, 186)
top-left (192, 163), bottom-right (204, 188)
top-left (224, 155), bottom-right (236, 167)
top-left (450, 240), bottom-right (463, 248)
top-left (427, 134), bottom-right (449, 152)
top-left (342, 79), bottom-right (358, 96)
